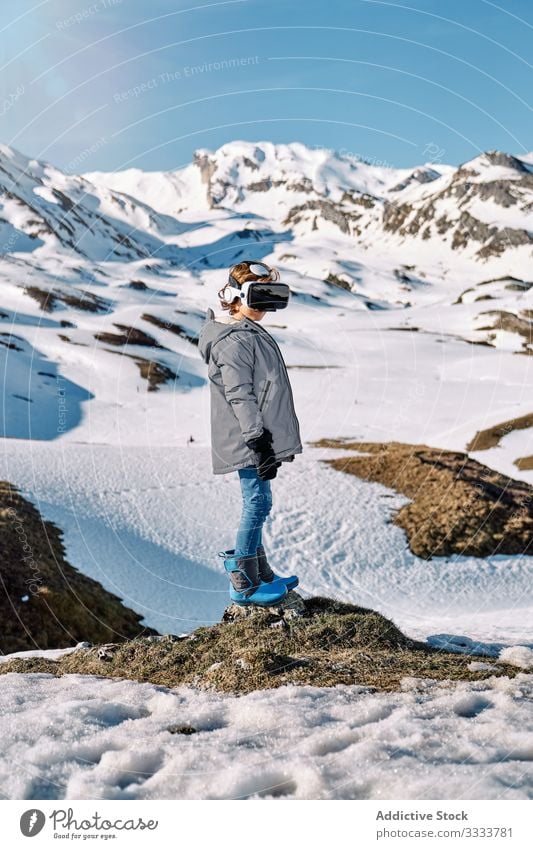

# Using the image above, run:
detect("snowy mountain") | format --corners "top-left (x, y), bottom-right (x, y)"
top-left (0, 138), bottom-right (531, 456)
top-left (0, 143), bottom-right (188, 262)
top-left (86, 142), bottom-right (532, 268)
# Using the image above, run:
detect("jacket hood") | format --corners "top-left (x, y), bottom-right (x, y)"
top-left (198, 308), bottom-right (263, 364)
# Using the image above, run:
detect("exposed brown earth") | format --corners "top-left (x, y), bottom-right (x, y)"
top-left (476, 310), bottom-right (533, 354)
top-left (24, 285), bottom-right (109, 313)
top-left (94, 323), bottom-right (163, 348)
top-left (141, 313), bottom-right (198, 346)
top-left (134, 357), bottom-right (179, 391)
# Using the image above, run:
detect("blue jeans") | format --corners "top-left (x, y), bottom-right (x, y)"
top-left (234, 466), bottom-right (273, 557)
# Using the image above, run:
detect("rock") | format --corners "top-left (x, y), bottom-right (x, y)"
top-left (146, 634), bottom-right (185, 643)
top-left (167, 725), bottom-right (196, 735)
top-left (222, 590), bottom-right (307, 625)
top-left (97, 644), bottom-right (119, 661)
top-left (282, 590), bottom-right (307, 618)
top-left (270, 619), bottom-right (289, 631)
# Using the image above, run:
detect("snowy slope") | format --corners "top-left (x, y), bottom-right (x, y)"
top-left (0, 140), bottom-right (531, 466)
top-left (0, 143), bottom-right (186, 262)
top-left (1, 441), bottom-right (532, 647)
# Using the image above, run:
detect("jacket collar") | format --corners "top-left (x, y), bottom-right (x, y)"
top-left (198, 308), bottom-right (279, 364)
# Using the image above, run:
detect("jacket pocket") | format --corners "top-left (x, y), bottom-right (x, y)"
top-left (258, 379), bottom-right (273, 412)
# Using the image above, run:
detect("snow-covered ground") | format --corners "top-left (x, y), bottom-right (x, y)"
top-left (1, 440), bottom-right (532, 646)
top-left (1, 672), bottom-right (532, 800)
top-left (2, 428), bottom-right (532, 801)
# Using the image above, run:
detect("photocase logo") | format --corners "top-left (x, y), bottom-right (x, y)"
top-left (20, 809), bottom-right (46, 837)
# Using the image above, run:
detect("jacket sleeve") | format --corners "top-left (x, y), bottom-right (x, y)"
top-left (211, 332), bottom-right (264, 442)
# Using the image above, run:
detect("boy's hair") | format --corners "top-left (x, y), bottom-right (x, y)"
top-left (217, 260), bottom-right (275, 314)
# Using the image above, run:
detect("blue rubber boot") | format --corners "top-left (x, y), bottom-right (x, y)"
top-left (257, 544), bottom-right (299, 590)
top-left (218, 550), bottom-right (288, 607)
top-left (221, 547), bottom-right (299, 592)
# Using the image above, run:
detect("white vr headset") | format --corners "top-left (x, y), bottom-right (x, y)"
top-left (222, 261), bottom-right (291, 312)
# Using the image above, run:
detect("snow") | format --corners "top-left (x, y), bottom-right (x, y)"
top-left (470, 426), bottom-right (533, 483)
top-left (468, 661), bottom-right (502, 672)
top-left (498, 647), bottom-right (533, 670)
top-left (0, 646), bottom-right (82, 665)
top-left (1, 672), bottom-right (531, 800)
top-left (468, 197), bottom-right (530, 231)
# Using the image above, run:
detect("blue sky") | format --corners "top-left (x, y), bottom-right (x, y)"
top-left (2, 0), bottom-right (532, 172)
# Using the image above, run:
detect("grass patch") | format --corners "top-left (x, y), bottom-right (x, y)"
top-left (134, 357), bottom-right (179, 391)
top-left (325, 273), bottom-right (352, 291)
top-left (0, 594), bottom-right (515, 694)
top-left (141, 313), bottom-right (198, 346)
top-left (311, 439), bottom-right (532, 559)
top-left (515, 456), bottom-right (533, 471)
top-left (24, 285), bottom-right (109, 314)
top-left (94, 323), bottom-right (163, 348)
top-left (467, 412), bottom-right (533, 451)
top-left (0, 483), bottom-right (156, 654)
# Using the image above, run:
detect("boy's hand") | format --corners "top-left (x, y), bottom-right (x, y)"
top-left (245, 428), bottom-right (280, 480)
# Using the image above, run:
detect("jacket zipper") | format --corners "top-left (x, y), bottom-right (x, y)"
top-left (258, 379), bottom-right (272, 411)
top-left (253, 327), bottom-right (301, 441)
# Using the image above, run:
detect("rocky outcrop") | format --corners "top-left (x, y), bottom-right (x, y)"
top-left (284, 199), bottom-right (363, 235)
top-left (476, 310), bottom-right (533, 352)
top-left (380, 150), bottom-right (533, 256)
top-left (193, 151), bottom-right (217, 208)
top-left (467, 150), bottom-right (531, 173)
top-left (389, 166), bottom-right (442, 192)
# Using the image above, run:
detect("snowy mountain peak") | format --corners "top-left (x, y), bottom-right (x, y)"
top-left (190, 139), bottom-right (418, 206)
top-left (0, 142), bottom-right (31, 168)
top-left (457, 149), bottom-right (531, 178)
top-left (0, 140), bottom-right (529, 272)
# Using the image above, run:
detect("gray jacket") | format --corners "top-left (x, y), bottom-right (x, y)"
top-left (198, 309), bottom-right (303, 475)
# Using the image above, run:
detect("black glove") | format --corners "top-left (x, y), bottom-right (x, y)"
top-left (245, 427), bottom-right (281, 481)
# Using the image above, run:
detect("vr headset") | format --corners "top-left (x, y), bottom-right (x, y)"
top-left (222, 261), bottom-right (291, 312)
